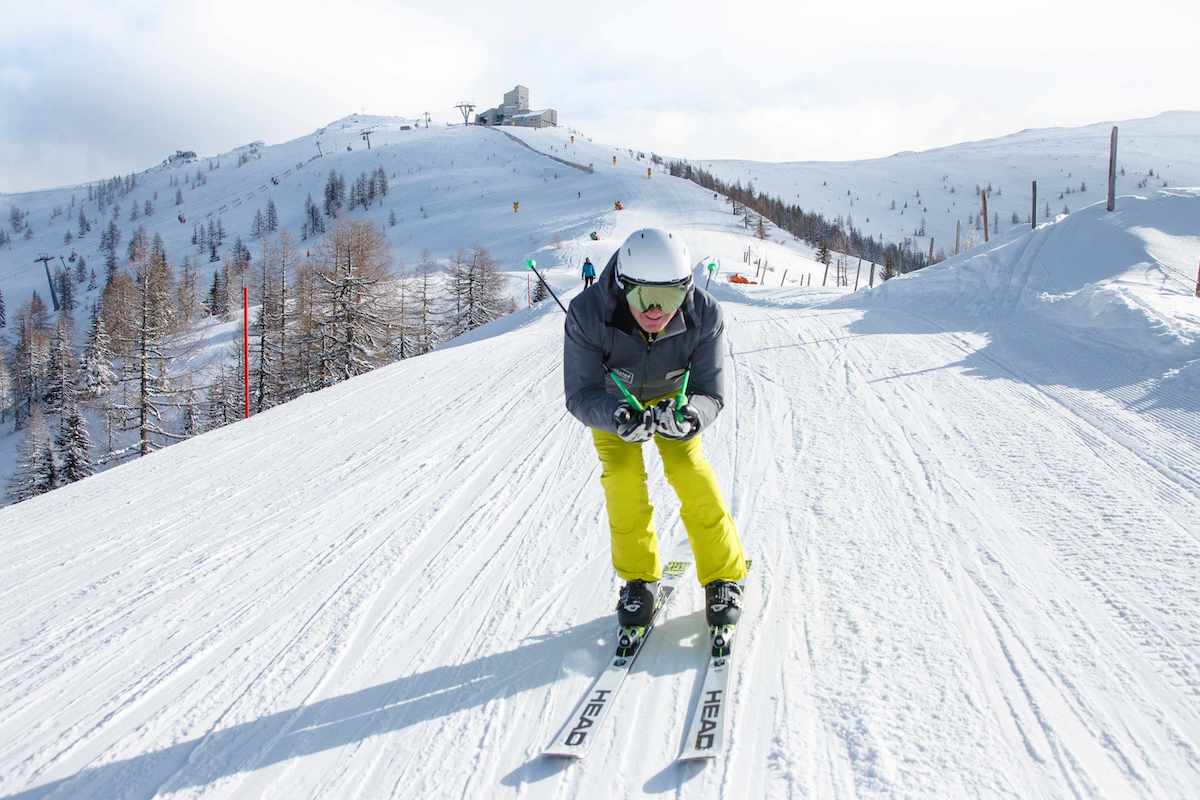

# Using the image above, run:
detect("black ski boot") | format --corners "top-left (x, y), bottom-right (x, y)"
top-left (616, 579), bottom-right (658, 628)
top-left (704, 580), bottom-right (742, 627)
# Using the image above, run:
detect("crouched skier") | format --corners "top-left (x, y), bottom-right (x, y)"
top-left (563, 228), bottom-right (746, 632)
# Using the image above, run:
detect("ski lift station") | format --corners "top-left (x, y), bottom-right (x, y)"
top-left (474, 85), bottom-right (557, 128)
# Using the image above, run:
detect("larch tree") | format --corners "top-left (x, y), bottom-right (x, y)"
top-left (315, 220), bottom-right (394, 384)
top-left (106, 249), bottom-right (186, 460)
top-left (442, 246), bottom-right (512, 339)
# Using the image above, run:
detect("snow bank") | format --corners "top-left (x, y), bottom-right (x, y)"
top-left (836, 189), bottom-right (1200, 360)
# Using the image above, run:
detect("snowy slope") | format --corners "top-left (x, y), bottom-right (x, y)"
top-left (2, 178), bottom-right (1199, 798)
top-left (699, 110), bottom-right (1200, 262)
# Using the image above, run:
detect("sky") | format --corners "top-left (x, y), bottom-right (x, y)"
top-left (1, 0), bottom-right (1197, 194)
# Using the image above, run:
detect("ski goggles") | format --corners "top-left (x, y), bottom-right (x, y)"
top-left (623, 281), bottom-right (690, 314)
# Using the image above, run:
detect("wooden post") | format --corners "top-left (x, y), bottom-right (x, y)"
top-left (982, 191), bottom-right (989, 242)
top-left (1195, 259), bottom-right (1200, 298)
top-left (781, 269), bottom-right (788, 286)
top-left (1107, 126), bottom-right (1118, 212)
top-left (822, 260), bottom-right (830, 287)
top-left (1031, 180), bottom-right (1037, 229)
top-left (854, 258), bottom-right (862, 290)
top-left (869, 262), bottom-right (876, 287)
top-left (955, 220), bottom-right (961, 255)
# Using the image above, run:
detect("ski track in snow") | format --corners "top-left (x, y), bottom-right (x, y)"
top-left (2, 128), bottom-right (1199, 798)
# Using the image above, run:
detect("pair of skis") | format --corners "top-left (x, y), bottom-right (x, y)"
top-left (543, 556), bottom-right (742, 762)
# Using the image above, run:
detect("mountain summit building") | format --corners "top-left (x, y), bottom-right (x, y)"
top-left (475, 85), bottom-right (557, 128)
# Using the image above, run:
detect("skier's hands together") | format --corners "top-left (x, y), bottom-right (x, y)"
top-left (613, 404), bottom-right (655, 442)
top-left (652, 399), bottom-right (699, 440)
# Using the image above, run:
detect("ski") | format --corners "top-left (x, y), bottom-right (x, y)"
top-left (678, 562), bottom-right (750, 762)
top-left (677, 623), bottom-right (738, 761)
top-left (543, 557), bottom-right (693, 759)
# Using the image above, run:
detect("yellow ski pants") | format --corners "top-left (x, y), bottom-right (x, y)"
top-left (592, 429), bottom-right (746, 586)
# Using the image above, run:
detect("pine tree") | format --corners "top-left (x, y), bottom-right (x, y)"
top-left (0, 357), bottom-right (12, 424)
top-left (57, 398), bottom-right (93, 484)
top-left (44, 319), bottom-right (77, 415)
top-left (181, 384), bottom-right (201, 436)
top-left (324, 171), bottom-right (342, 217)
top-left (176, 257), bottom-right (199, 323)
top-left (79, 304), bottom-right (117, 398)
top-left (0, 288), bottom-right (5, 329)
top-left (175, 188), bottom-right (184, 206)
top-left (207, 268), bottom-right (228, 316)
top-left (266, 198), bottom-right (278, 232)
top-left (816, 242), bottom-right (832, 268)
top-left (7, 406), bottom-right (56, 502)
top-left (253, 209), bottom-right (264, 239)
top-left (55, 269), bottom-right (76, 313)
top-left (127, 225), bottom-right (149, 264)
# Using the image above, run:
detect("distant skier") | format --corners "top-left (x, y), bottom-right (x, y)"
top-left (564, 228), bottom-right (746, 631)
top-left (581, 257), bottom-right (596, 288)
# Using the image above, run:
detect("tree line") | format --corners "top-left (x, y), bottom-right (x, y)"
top-left (666, 160), bottom-right (931, 275)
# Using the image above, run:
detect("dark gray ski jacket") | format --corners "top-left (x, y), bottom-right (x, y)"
top-left (563, 252), bottom-right (725, 436)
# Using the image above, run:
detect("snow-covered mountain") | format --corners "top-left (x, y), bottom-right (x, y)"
top-left (698, 110), bottom-right (1200, 261)
top-left (1, 112), bottom-right (1198, 798)
top-left (0, 115), bottom-right (830, 492)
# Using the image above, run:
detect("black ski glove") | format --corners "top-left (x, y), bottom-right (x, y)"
top-left (652, 399), bottom-right (699, 440)
top-left (614, 404), bottom-right (655, 443)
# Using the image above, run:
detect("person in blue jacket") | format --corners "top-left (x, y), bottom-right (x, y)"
top-left (581, 256), bottom-right (597, 288)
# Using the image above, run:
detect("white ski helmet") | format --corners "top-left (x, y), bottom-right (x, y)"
top-left (616, 228), bottom-right (692, 287)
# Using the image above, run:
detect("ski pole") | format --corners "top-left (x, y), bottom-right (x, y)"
top-left (607, 369), bottom-right (644, 412)
top-left (674, 369), bottom-right (690, 423)
top-left (704, 260), bottom-right (718, 291)
top-left (525, 258), bottom-right (568, 314)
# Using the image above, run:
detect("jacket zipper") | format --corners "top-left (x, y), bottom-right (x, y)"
top-left (636, 333), bottom-right (654, 402)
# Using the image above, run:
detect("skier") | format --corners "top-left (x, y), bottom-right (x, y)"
top-left (564, 228), bottom-right (746, 632)
top-left (581, 256), bottom-right (596, 289)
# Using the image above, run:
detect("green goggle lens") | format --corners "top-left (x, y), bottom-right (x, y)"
top-left (625, 283), bottom-right (688, 313)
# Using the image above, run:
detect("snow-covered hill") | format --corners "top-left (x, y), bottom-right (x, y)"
top-left (699, 110), bottom-right (1200, 263)
top-left (1, 134), bottom-right (1198, 798)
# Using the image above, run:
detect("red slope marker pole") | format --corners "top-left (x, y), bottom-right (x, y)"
top-left (243, 286), bottom-right (250, 419)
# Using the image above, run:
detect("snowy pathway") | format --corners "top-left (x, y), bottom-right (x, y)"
top-left (2, 286), bottom-right (1198, 799)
